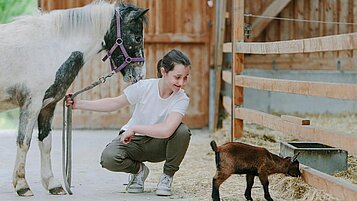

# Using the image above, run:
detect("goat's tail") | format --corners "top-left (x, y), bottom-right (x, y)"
top-left (210, 140), bottom-right (221, 169)
top-left (210, 140), bottom-right (218, 152)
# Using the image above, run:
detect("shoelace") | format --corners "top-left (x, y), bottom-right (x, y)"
top-left (160, 175), bottom-right (172, 186)
top-left (128, 171), bottom-right (144, 186)
top-left (126, 174), bottom-right (135, 188)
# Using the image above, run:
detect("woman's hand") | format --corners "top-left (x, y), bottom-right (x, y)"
top-left (120, 129), bottom-right (135, 144)
top-left (65, 94), bottom-right (77, 109)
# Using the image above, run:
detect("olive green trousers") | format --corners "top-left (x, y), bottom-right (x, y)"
top-left (100, 123), bottom-right (191, 177)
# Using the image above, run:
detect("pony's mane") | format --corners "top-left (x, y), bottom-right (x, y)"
top-left (50, 1), bottom-right (115, 38)
top-left (2, 2), bottom-right (147, 39)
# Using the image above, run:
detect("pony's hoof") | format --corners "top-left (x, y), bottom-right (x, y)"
top-left (17, 188), bottom-right (34, 196)
top-left (49, 186), bottom-right (67, 195)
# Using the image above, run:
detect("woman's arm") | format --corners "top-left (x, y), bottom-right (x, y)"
top-left (68, 94), bottom-right (130, 112)
top-left (120, 112), bottom-right (183, 144)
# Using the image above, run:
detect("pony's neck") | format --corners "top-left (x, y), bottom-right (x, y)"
top-left (50, 2), bottom-right (115, 58)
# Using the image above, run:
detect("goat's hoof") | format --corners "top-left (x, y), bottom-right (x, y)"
top-left (244, 196), bottom-right (253, 200)
top-left (17, 188), bottom-right (34, 196)
top-left (49, 186), bottom-right (67, 195)
top-left (265, 197), bottom-right (274, 201)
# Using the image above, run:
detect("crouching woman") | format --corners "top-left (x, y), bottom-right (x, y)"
top-left (66, 49), bottom-right (192, 196)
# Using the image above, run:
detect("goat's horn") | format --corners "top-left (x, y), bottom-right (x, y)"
top-left (292, 152), bottom-right (300, 162)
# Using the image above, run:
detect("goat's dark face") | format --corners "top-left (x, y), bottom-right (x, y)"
top-left (287, 160), bottom-right (301, 177)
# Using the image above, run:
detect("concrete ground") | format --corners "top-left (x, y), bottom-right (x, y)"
top-left (0, 129), bottom-right (209, 201)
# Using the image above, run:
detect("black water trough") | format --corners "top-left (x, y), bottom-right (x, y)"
top-left (280, 141), bottom-right (348, 174)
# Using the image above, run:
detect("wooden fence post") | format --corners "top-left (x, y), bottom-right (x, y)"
top-left (230, 0), bottom-right (244, 140)
top-left (213, 0), bottom-right (227, 131)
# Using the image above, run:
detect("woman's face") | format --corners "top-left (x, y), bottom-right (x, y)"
top-left (162, 64), bottom-right (190, 92)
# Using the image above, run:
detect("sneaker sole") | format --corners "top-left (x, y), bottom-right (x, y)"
top-left (156, 189), bottom-right (172, 196)
top-left (127, 188), bottom-right (144, 193)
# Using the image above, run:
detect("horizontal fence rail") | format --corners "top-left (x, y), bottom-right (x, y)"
top-left (222, 71), bottom-right (357, 100)
top-left (224, 32), bottom-right (357, 54)
top-left (300, 164), bottom-right (357, 201)
top-left (222, 96), bottom-right (357, 154)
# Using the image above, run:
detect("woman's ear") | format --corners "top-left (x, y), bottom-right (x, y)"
top-left (160, 67), bottom-right (166, 77)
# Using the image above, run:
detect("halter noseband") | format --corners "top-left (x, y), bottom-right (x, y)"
top-left (102, 8), bottom-right (145, 73)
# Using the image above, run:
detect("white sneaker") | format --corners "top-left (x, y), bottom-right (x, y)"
top-left (126, 163), bottom-right (149, 193)
top-left (156, 173), bottom-right (173, 196)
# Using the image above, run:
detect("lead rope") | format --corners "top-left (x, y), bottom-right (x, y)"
top-left (62, 70), bottom-right (115, 194)
top-left (61, 8), bottom-right (145, 195)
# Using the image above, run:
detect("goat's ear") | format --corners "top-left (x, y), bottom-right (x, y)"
top-left (292, 152), bottom-right (300, 162)
top-left (284, 156), bottom-right (292, 161)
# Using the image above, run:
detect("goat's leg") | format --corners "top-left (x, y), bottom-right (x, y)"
top-left (13, 101), bottom-right (41, 196)
top-left (258, 174), bottom-right (273, 201)
top-left (212, 171), bottom-right (231, 201)
top-left (38, 104), bottom-right (66, 195)
top-left (244, 174), bottom-right (255, 201)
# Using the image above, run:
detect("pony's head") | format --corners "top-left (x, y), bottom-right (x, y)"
top-left (103, 3), bottom-right (148, 83)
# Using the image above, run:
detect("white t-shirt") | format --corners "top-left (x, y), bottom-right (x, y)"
top-left (121, 78), bottom-right (189, 133)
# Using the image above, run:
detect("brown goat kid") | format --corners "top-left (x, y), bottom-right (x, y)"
top-left (210, 140), bottom-right (301, 201)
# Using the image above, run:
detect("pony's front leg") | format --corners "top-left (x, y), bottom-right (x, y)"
top-left (13, 102), bottom-right (41, 196)
top-left (38, 104), bottom-right (66, 195)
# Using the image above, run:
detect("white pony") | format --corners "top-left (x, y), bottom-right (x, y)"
top-left (0, 1), bottom-right (148, 196)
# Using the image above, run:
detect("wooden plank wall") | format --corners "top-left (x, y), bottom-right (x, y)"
top-left (38, 0), bottom-right (88, 9)
top-left (140, 0), bottom-right (212, 128)
top-left (243, 0), bottom-right (357, 71)
top-left (39, 0), bottom-right (213, 128)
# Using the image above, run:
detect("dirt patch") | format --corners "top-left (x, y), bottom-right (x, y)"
top-left (146, 113), bottom-right (356, 201)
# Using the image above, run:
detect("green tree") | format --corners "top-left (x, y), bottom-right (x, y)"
top-left (0, 0), bottom-right (37, 23)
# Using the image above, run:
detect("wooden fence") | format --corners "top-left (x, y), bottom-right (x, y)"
top-left (220, 0), bottom-right (357, 200)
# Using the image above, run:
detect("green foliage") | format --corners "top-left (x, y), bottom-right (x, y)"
top-left (0, 109), bottom-right (19, 129)
top-left (0, 0), bottom-right (37, 23)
